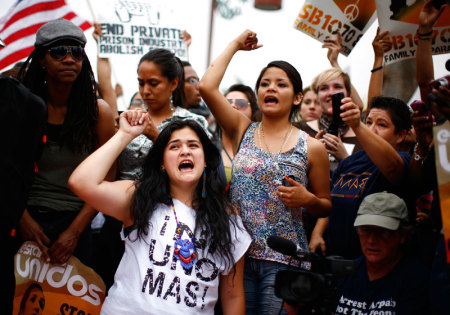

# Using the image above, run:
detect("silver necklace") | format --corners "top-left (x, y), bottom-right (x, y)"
top-left (259, 122), bottom-right (293, 154)
top-left (258, 122), bottom-right (293, 169)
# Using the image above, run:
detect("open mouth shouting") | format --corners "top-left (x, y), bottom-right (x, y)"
top-left (178, 159), bottom-right (194, 172)
top-left (264, 95), bottom-right (279, 106)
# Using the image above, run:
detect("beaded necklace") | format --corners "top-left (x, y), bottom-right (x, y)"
top-left (172, 201), bottom-right (197, 270)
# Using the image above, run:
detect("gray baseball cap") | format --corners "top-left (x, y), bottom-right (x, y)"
top-left (354, 192), bottom-right (408, 230)
top-left (35, 18), bottom-right (86, 47)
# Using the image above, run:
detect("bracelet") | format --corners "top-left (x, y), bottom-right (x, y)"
top-left (371, 66), bottom-right (383, 73)
top-left (416, 30), bottom-right (433, 36)
top-left (418, 35), bottom-right (433, 40)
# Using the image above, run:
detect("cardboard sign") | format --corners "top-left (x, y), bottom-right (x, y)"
top-left (434, 123), bottom-right (450, 264)
top-left (293, 0), bottom-right (377, 56)
top-left (14, 241), bottom-right (106, 315)
top-left (375, 0), bottom-right (450, 65)
top-left (95, 0), bottom-right (187, 59)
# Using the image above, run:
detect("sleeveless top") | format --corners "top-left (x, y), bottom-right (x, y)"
top-left (27, 123), bottom-right (89, 212)
top-left (230, 122), bottom-right (309, 266)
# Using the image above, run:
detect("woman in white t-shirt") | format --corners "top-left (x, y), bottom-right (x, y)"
top-left (69, 116), bottom-right (251, 314)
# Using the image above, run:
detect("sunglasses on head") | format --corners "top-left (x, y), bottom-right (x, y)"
top-left (227, 98), bottom-right (249, 108)
top-left (48, 46), bottom-right (85, 62)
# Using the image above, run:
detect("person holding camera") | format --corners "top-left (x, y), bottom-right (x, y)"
top-left (334, 192), bottom-right (429, 314)
top-left (309, 96), bottom-right (413, 260)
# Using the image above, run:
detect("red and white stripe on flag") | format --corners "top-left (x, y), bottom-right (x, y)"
top-left (0, 0), bottom-right (91, 72)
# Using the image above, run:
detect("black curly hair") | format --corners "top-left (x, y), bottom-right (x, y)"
top-left (130, 119), bottom-right (237, 269)
top-left (17, 43), bottom-right (99, 153)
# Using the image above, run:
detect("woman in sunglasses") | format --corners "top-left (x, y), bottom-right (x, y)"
top-left (219, 84), bottom-right (260, 184)
top-left (16, 19), bottom-right (116, 266)
top-left (200, 30), bottom-right (332, 314)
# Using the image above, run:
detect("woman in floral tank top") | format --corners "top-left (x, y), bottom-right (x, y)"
top-left (200, 30), bottom-right (332, 314)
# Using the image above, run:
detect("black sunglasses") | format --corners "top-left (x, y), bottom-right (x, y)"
top-left (227, 98), bottom-right (249, 108)
top-left (48, 46), bottom-right (85, 62)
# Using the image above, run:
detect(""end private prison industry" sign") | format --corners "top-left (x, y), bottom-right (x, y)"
top-left (99, 23), bottom-right (186, 58)
top-left (95, 0), bottom-right (187, 59)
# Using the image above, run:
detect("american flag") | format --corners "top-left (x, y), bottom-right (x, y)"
top-left (0, 0), bottom-right (91, 71)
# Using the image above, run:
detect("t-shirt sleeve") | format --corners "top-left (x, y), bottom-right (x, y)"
top-left (223, 215), bottom-right (252, 275)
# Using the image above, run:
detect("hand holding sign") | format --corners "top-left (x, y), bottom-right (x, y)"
top-left (372, 27), bottom-right (391, 58)
top-left (322, 31), bottom-right (343, 67)
top-left (419, 0), bottom-right (447, 34)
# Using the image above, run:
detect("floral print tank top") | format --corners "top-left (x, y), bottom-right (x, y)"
top-left (230, 122), bottom-right (309, 266)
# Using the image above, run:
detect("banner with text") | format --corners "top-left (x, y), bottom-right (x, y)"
top-left (95, 0), bottom-right (187, 59)
top-left (434, 124), bottom-right (450, 264)
top-left (375, 0), bottom-right (450, 65)
top-left (13, 241), bottom-right (106, 315)
top-left (293, 0), bottom-right (377, 56)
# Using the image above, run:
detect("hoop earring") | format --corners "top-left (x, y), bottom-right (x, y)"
top-left (201, 169), bottom-right (206, 198)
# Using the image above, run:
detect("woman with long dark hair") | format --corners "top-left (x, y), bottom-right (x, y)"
top-left (199, 30), bottom-right (331, 314)
top-left (119, 48), bottom-right (210, 181)
top-left (16, 19), bottom-right (116, 265)
top-left (69, 116), bottom-right (251, 314)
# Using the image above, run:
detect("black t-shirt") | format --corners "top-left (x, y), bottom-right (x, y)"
top-left (335, 256), bottom-right (430, 315)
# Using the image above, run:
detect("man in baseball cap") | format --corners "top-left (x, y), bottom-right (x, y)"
top-left (334, 192), bottom-right (430, 315)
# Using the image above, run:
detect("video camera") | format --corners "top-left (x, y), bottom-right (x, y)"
top-left (267, 235), bottom-right (354, 314)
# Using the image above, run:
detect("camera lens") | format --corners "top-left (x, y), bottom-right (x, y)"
top-left (435, 79), bottom-right (446, 88)
top-left (289, 274), bottom-right (314, 300)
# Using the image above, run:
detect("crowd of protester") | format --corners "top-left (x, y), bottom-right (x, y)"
top-left (2, 0), bottom-right (449, 314)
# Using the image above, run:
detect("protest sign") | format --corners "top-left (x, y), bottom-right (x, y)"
top-left (376, 0), bottom-right (450, 65)
top-left (293, 0), bottom-right (377, 56)
top-left (434, 123), bottom-right (450, 264)
top-left (95, 0), bottom-right (187, 59)
top-left (14, 241), bottom-right (106, 315)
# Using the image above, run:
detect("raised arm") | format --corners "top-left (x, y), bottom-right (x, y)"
top-left (341, 98), bottom-right (405, 184)
top-left (367, 28), bottom-right (389, 108)
top-left (93, 23), bottom-right (119, 123)
top-left (199, 30), bottom-right (261, 153)
top-left (181, 30), bottom-right (191, 61)
top-left (69, 110), bottom-right (149, 226)
top-left (416, 0), bottom-right (447, 101)
top-left (323, 32), bottom-right (364, 111)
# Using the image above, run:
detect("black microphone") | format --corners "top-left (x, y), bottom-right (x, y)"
top-left (267, 235), bottom-right (320, 261)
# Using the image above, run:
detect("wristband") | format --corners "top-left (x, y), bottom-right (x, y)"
top-left (416, 30), bottom-right (433, 36)
top-left (371, 66), bottom-right (383, 73)
top-left (418, 35), bottom-right (433, 40)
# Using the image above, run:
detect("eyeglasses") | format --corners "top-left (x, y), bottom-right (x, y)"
top-left (227, 98), bottom-right (250, 108)
top-left (130, 99), bottom-right (144, 107)
top-left (356, 226), bottom-right (396, 240)
top-left (48, 46), bottom-right (85, 62)
top-left (186, 76), bottom-right (199, 84)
